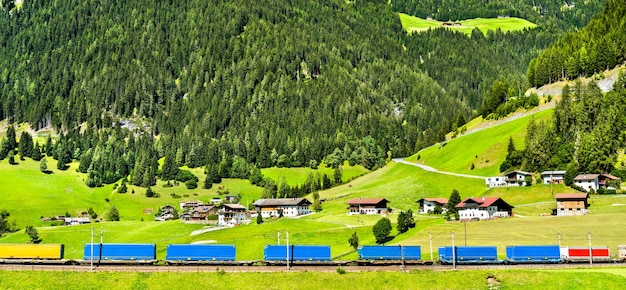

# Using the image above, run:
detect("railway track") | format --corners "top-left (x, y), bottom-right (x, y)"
top-left (1, 262), bottom-right (625, 273)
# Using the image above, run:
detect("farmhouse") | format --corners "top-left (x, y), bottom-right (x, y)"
top-left (554, 193), bottom-right (588, 216)
top-left (64, 217), bottom-right (91, 226)
top-left (485, 170), bottom-right (532, 188)
top-left (456, 197), bottom-right (513, 221)
top-left (541, 171), bottom-right (566, 184)
top-left (184, 205), bottom-right (218, 221)
top-left (218, 204), bottom-right (250, 227)
top-left (416, 198), bottom-right (448, 214)
top-left (253, 198), bottom-right (312, 218)
top-left (346, 198), bottom-right (389, 215)
top-left (155, 205), bottom-right (177, 221)
top-left (573, 173), bottom-right (620, 192)
top-left (179, 200), bottom-right (205, 210)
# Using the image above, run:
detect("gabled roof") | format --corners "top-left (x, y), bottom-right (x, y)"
top-left (555, 193), bottom-right (588, 200)
top-left (253, 198), bottom-right (311, 207)
top-left (574, 174), bottom-right (600, 181)
top-left (504, 170), bottom-right (532, 176)
top-left (416, 198), bottom-right (448, 205)
top-left (541, 171), bottom-right (567, 176)
top-left (346, 198), bottom-right (389, 205)
top-left (223, 204), bottom-right (246, 210)
top-left (600, 173), bottom-right (621, 180)
top-left (455, 197), bottom-right (513, 209)
top-left (193, 205), bottom-right (216, 213)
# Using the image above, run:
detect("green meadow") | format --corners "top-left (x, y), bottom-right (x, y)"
top-left (399, 13), bottom-right (537, 35)
top-left (406, 108), bottom-right (553, 176)
top-left (1, 268), bottom-right (625, 289)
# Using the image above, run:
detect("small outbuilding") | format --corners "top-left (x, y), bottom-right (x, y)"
top-left (554, 193), bottom-right (588, 216)
top-left (346, 198), bottom-right (389, 215)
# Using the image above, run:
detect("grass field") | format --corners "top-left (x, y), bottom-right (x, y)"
top-left (399, 13), bottom-right (537, 35)
top-left (1, 268), bottom-right (625, 289)
top-left (406, 108), bottom-right (553, 176)
top-left (0, 159), bottom-right (263, 228)
top-left (261, 163), bottom-right (369, 186)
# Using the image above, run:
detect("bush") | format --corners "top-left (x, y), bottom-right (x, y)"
top-left (185, 179), bottom-right (198, 189)
top-left (175, 169), bottom-right (199, 183)
top-left (336, 267), bottom-right (346, 275)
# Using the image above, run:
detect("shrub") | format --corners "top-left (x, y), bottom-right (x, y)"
top-left (336, 267), bottom-right (346, 275)
top-left (185, 179), bottom-right (198, 189)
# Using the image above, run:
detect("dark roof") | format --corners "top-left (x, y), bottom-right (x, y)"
top-left (193, 205), bottom-right (216, 213)
top-left (346, 198), bottom-right (389, 205)
top-left (555, 193), bottom-right (588, 200)
top-left (456, 197), bottom-right (513, 209)
top-left (253, 198), bottom-right (311, 207)
top-left (417, 198), bottom-right (448, 205)
top-left (574, 174), bottom-right (600, 181)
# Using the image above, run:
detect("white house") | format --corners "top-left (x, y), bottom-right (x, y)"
top-left (486, 170), bottom-right (532, 188)
top-left (573, 174), bottom-right (600, 192)
top-left (416, 198), bottom-right (448, 214)
top-left (456, 197), bottom-right (513, 221)
top-left (541, 171), bottom-right (567, 184)
top-left (218, 204), bottom-right (249, 227)
top-left (252, 198), bottom-right (312, 218)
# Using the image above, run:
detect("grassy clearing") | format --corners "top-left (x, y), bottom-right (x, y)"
top-left (0, 268), bottom-right (624, 289)
top-left (261, 163), bottom-right (368, 186)
top-left (406, 109), bottom-right (553, 176)
top-left (0, 158), bottom-right (263, 228)
top-left (399, 13), bottom-right (537, 35)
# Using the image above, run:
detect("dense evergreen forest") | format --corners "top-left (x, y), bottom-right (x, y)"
top-left (528, 0), bottom-right (626, 87)
top-left (0, 0), bottom-right (611, 192)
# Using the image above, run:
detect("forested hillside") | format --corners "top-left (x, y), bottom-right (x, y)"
top-left (528, 0), bottom-right (626, 87)
top-left (0, 0), bottom-right (611, 192)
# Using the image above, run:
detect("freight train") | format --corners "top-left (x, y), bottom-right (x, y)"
top-left (0, 243), bottom-right (625, 266)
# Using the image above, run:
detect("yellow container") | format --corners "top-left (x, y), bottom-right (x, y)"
top-left (0, 244), bottom-right (64, 259)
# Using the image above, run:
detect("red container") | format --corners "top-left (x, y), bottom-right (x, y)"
top-left (561, 246), bottom-right (610, 262)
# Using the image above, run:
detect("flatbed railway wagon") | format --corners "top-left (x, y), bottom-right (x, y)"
top-left (438, 246), bottom-right (499, 264)
top-left (165, 244), bottom-right (236, 264)
top-left (506, 245), bottom-right (561, 264)
top-left (0, 244), bottom-right (64, 261)
top-left (560, 246), bottom-right (611, 262)
top-left (83, 243), bottom-right (156, 264)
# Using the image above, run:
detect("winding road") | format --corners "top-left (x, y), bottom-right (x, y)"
top-left (392, 158), bottom-right (487, 179)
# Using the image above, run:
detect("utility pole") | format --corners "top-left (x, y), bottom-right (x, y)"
top-left (558, 231), bottom-right (561, 247)
top-left (452, 232), bottom-right (456, 269)
top-left (464, 221), bottom-right (467, 246)
top-left (286, 230), bottom-right (290, 271)
top-left (277, 230), bottom-right (280, 245)
top-left (90, 225), bottom-right (94, 271)
top-left (587, 232), bottom-right (593, 265)
top-left (429, 231), bottom-right (433, 261)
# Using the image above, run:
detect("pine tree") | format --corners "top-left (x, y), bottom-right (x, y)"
top-left (348, 232), bottom-right (359, 250)
top-left (446, 189), bottom-right (462, 219)
top-left (40, 158), bottom-right (48, 173)
top-left (107, 205), bottom-right (120, 221)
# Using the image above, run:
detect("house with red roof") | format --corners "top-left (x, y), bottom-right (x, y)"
top-left (554, 193), bottom-right (588, 216)
top-left (416, 198), bottom-right (448, 214)
top-left (346, 198), bottom-right (389, 215)
top-left (456, 197), bottom-right (513, 221)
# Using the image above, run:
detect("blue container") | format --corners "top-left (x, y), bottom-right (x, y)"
top-left (264, 245), bottom-right (331, 261)
top-left (83, 244), bottom-right (156, 261)
top-left (438, 246), bottom-right (498, 264)
top-left (165, 245), bottom-right (235, 261)
top-left (166, 244), bottom-right (236, 261)
top-left (358, 245), bottom-right (421, 260)
top-left (506, 245), bottom-right (561, 263)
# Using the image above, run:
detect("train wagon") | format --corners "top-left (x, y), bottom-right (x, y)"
top-left (83, 243), bottom-right (156, 262)
top-left (358, 245), bottom-right (421, 260)
top-left (264, 245), bottom-right (331, 261)
top-left (438, 246), bottom-right (499, 264)
top-left (165, 244), bottom-right (236, 262)
top-left (560, 246), bottom-right (610, 262)
top-left (506, 245), bottom-right (561, 263)
top-left (0, 244), bottom-right (64, 260)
